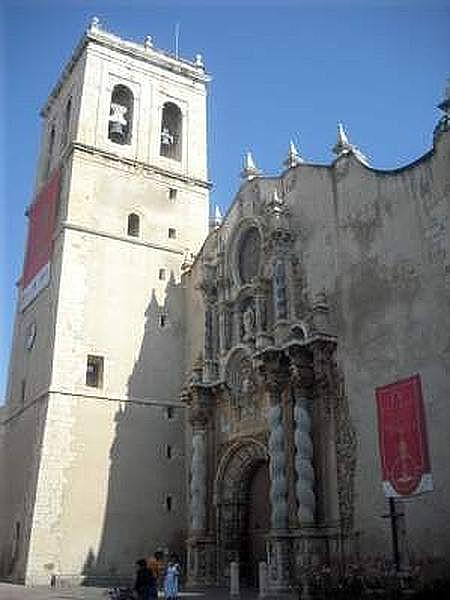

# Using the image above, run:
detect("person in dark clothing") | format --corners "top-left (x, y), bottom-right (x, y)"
top-left (134, 558), bottom-right (157, 600)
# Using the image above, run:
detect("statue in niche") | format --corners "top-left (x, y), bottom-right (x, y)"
top-left (242, 305), bottom-right (255, 341)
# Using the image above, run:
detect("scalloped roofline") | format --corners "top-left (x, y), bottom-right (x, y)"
top-left (215, 126), bottom-right (447, 231)
top-left (259, 127), bottom-right (445, 183)
top-left (184, 126), bottom-right (448, 277)
top-left (344, 145), bottom-right (436, 175)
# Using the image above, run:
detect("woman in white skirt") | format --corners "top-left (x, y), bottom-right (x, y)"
top-left (163, 555), bottom-right (180, 600)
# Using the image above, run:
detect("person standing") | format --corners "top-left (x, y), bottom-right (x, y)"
top-left (134, 558), bottom-right (157, 600)
top-left (163, 555), bottom-right (181, 600)
top-left (147, 550), bottom-right (165, 591)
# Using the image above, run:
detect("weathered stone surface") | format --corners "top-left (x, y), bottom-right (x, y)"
top-left (1, 24), bottom-right (209, 585)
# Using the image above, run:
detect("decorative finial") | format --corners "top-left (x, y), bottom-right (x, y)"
top-left (89, 16), bottom-right (100, 32)
top-left (332, 122), bottom-right (369, 165)
top-left (241, 151), bottom-right (261, 180)
top-left (194, 54), bottom-right (204, 69)
top-left (332, 122), bottom-right (351, 156)
top-left (266, 189), bottom-right (288, 225)
top-left (214, 205), bottom-right (223, 228)
top-left (271, 190), bottom-right (284, 215)
top-left (181, 248), bottom-right (195, 272)
top-left (283, 140), bottom-right (303, 169)
top-left (144, 35), bottom-right (153, 50)
top-left (438, 79), bottom-right (450, 114)
top-left (434, 79), bottom-right (450, 141)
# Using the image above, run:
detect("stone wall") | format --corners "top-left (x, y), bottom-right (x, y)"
top-left (2, 25), bottom-right (209, 585)
top-left (183, 127), bottom-right (450, 571)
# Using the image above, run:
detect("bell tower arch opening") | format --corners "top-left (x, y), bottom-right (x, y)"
top-left (215, 439), bottom-right (269, 586)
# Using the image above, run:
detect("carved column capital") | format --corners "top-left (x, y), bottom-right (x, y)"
top-left (188, 384), bottom-right (214, 429)
top-left (285, 345), bottom-right (314, 396)
top-left (198, 277), bottom-right (217, 304)
top-left (254, 348), bottom-right (289, 403)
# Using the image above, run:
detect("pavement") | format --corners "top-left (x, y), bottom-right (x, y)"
top-left (0, 584), bottom-right (293, 600)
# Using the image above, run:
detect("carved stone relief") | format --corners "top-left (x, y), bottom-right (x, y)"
top-left (242, 304), bottom-right (256, 341)
top-left (333, 368), bottom-right (357, 535)
top-left (272, 259), bottom-right (288, 320)
top-left (223, 350), bottom-right (259, 425)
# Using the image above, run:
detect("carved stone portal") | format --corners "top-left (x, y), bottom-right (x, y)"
top-left (214, 439), bottom-right (269, 586)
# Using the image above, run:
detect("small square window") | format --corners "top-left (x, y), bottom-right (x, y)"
top-left (168, 188), bottom-right (177, 200)
top-left (159, 268), bottom-right (166, 281)
top-left (86, 355), bottom-right (104, 388)
top-left (127, 213), bottom-right (140, 237)
top-left (168, 228), bottom-right (176, 239)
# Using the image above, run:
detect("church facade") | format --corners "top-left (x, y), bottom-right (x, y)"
top-left (1, 21), bottom-right (450, 592)
top-left (182, 108), bottom-right (450, 588)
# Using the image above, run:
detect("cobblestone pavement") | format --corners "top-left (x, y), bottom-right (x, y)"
top-left (0, 584), bottom-right (294, 600)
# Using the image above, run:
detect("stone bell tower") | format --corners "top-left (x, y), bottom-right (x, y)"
top-left (1, 18), bottom-right (210, 584)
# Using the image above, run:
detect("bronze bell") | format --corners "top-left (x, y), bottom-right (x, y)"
top-left (109, 120), bottom-right (125, 143)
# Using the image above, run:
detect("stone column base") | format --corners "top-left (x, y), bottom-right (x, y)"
top-left (291, 527), bottom-right (344, 588)
top-left (187, 535), bottom-right (216, 586)
top-left (266, 532), bottom-right (292, 592)
top-left (266, 527), bottom-right (344, 592)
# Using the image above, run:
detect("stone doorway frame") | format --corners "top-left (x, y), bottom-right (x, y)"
top-left (214, 438), bottom-right (269, 585)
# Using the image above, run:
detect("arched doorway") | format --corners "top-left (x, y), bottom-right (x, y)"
top-left (215, 439), bottom-right (269, 587)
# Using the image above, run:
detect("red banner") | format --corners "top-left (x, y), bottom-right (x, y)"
top-left (21, 171), bottom-right (60, 309)
top-left (376, 374), bottom-right (432, 497)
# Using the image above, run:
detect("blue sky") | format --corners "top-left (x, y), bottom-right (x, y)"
top-left (1, 0), bottom-right (449, 402)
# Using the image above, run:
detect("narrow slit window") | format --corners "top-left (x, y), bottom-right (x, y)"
top-left (159, 268), bottom-right (166, 281)
top-left (61, 97), bottom-right (72, 148)
top-left (159, 314), bottom-right (167, 328)
top-left (168, 228), bottom-right (176, 239)
top-left (166, 445), bottom-right (173, 459)
top-left (166, 406), bottom-right (174, 420)
top-left (86, 355), bottom-right (104, 388)
top-left (168, 188), bottom-right (177, 200)
top-left (20, 379), bottom-right (26, 404)
top-left (165, 495), bottom-right (173, 512)
top-left (45, 125), bottom-right (56, 178)
top-left (127, 213), bottom-right (140, 237)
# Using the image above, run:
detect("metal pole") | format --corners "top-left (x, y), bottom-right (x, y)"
top-left (389, 498), bottom-right (401, 573)
top-left (175, 23), bottom-right (180, 59)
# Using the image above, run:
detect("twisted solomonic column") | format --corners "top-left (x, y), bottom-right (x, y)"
top-left (268, 388), bottom-right (289, 530)
top-left (190, 429), bottom-right (207, 532)
top-left (289, 357), bottom-right (316, 526)
top-left (294, 395), bottom-right (315, 524)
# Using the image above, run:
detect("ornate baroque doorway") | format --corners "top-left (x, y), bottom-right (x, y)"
top-left (215, 439), bottom-right (269, 586)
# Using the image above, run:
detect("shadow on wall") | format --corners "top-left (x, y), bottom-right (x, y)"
top-left (0, 399), bottom-right (50, 584)
top-left (81, 272), bottom-right (187, 586)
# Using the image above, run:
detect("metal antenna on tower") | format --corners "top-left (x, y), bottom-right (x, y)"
top-left (175, 23), bottom-right (180, 59)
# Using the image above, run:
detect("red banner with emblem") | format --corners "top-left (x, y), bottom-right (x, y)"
top-left (376, 374), bottom-right (432, 498)
top-left (21, 170), bottom-right (60, 310)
